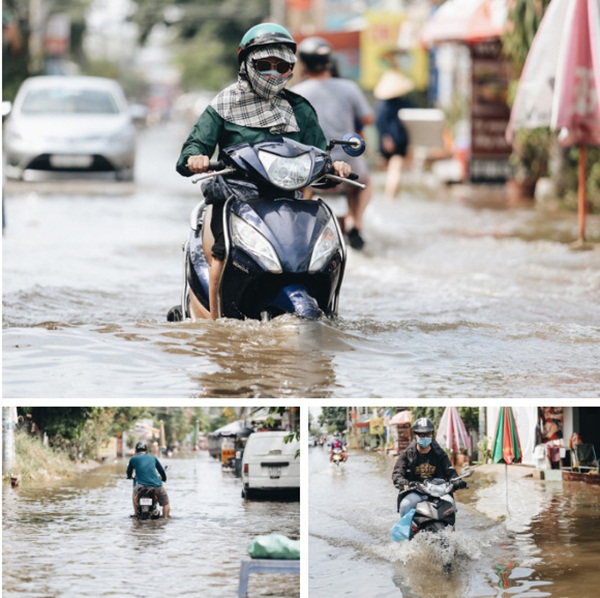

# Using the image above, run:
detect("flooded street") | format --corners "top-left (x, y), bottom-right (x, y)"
top-left (309, 446), bottom-right (600, 597)
top-left (2, 451), bottom-right (299, 597)
top-left (3, 119), bottom-right (600, 398)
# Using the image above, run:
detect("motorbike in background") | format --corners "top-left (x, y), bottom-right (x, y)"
top-left (331, 447), bottom-right (345, 466)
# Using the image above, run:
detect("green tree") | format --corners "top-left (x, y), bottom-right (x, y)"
top-left (319, 407), bottom-right (347, 434)
top-left (2, 0), bottom-right (92, 101)
top-left (110, 407), bottom-right (151, 435)
top-left (128, 0), bottom-right (270, 91)
top-left (18, 407), bottom-right (95, 439)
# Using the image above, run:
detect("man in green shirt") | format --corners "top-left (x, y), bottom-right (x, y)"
top-left (127, 442), bottom-right (170, 518)
top-left (176, 23), bottom-right (351, 320)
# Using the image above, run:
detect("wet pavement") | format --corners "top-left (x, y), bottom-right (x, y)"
top-left (309, 446), bottom-right (600, 597)
top-left (2, 451), bottom-right (299, 597)
top-left (3, 119), bottom-right (600, 398)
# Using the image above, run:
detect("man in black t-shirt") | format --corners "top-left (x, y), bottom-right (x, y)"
top-left (392, 418), bottom-right (463, 517)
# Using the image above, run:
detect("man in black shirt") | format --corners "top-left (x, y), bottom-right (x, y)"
top-left (392, 417), bottom-right (465, 516)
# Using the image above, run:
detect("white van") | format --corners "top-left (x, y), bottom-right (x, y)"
top-left (241, 431), bottom-right (300, 498)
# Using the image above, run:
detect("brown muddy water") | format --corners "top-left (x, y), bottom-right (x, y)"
top-left (3, 120), bottom-right (600, 398)
top-left (309, 446), bottom-right (600, 597)
top-left (2, 451), bottom-right (299, 597)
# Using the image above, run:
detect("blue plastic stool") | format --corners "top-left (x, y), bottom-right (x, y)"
top-left (237, 558), bottom-right (300, 597)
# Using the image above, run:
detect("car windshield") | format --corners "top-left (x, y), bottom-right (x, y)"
top-left (21, 88), bottom-right (120, 115)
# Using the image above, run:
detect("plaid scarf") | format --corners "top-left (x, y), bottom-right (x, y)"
top-left (211, 45), bottom-right (299, 134)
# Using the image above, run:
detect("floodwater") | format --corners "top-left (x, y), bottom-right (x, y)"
top-left (2, 451), bottom-right (299, 597)
top-left (309, 446), bottom-right (600, 597)
top-left (3, 120), bottom-right (600, 398)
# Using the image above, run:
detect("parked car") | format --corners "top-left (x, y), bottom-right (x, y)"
top-left (3, 76), bottom-right (138, 181)
top-left (308, 435), bottom-right (317, 447)
top-left (241, 431), bottom-right (300, 499)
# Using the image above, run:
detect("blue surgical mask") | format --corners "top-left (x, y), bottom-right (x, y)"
top-left (260, 69), bottom-right (286, 78)
top-left (417, 437), bottom-right (432, 448)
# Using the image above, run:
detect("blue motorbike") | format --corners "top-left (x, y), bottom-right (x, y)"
top-left (169, 134), bottom-right (365, 321)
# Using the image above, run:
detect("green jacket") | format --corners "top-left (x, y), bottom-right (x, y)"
top-left (176, 90), bottom-right (327, 177)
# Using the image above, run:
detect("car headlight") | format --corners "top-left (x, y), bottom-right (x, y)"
top-left (230, 213), bottom-right (282, 273)
top-left (109, 129), bottom-right (134, 144)
top-left (309, 217), bottom-right (340, 273)
top-left (5, 128), bottom-right (38, 144)
top-left (258, 150), bottom-right (312, 190)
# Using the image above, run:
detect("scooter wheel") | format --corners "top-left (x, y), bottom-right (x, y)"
top-left (167, 305), bottom-right (183, 322)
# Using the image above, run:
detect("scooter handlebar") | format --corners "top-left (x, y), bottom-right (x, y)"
top-left (322, 172), bottom-right (366, 189)
top-left (208, 160), bottom-right (226, 171)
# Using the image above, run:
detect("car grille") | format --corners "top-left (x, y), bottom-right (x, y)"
top-left (27, 154), bottom-right (116, 172)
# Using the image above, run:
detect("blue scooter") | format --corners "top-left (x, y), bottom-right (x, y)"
top-left (169, 134), bottom-right (365, 321)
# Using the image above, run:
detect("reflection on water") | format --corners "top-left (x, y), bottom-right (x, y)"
top-left (309, 448), bottom-right (600, 597)
top-left (3, 453), bottom-right (299, 597)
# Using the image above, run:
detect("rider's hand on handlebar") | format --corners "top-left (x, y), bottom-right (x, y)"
top-left (453, 479), bottom-right (468, 490)
top-left (333, 160), bottom-right (352, 178)
top-left (186, 154), bottom-right (211, 174)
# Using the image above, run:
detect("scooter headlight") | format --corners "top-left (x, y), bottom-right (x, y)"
top-left (230, 213), bottom-right (282, 273)
top-left (309, 217), bottom-right (341, 273)
top-left (423, 481), bottom-right (453, 498)
top-left (258, 150), bottom-right (312, 190)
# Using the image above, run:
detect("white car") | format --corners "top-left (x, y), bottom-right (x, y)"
top-left (3, 76), bottom-right (137, 181)
top-left (241, 431), bottom-right (300, 499)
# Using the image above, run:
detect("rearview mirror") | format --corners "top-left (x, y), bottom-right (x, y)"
top-left (2, 101), bottom-right (12, 120)
top-left (341, 133), bottom-right (366, 157)
top-left (327, 133), bottom-right (366, 157)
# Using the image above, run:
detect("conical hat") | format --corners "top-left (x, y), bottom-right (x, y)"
top-left (373, 70), bottom-right (414, 100)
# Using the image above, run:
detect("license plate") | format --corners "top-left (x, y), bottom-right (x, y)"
top-left (268, 468), bottom-right (281, 479)
top-left (139, 498), bottom-right (153, 506)
top-left (50, 154), bottom-right (93, 168)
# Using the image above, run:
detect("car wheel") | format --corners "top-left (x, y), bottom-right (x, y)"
top-left (116, 167), bottom-right (134, 182)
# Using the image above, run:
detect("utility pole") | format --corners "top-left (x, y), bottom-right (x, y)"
top-left (28, 0), bottom-right (48, 73)
top-left (2, 407), bottom-right (18, 474)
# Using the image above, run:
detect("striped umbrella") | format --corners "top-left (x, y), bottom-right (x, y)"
top-left (491, 407), bottom-right (522, 515)
top-left (492, 407), bottom-right (522, 465)
top-left (436, 406), bottom-right (471, 465)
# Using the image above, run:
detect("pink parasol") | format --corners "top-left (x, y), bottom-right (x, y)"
top-left (507, 0), bottom-right (600, 243)
top-left (421, 0), bottom-right (508, 46)
top-left (436, 406), bottom-right (471, 464)
top-left (389, 410), bottom-right (412, 426)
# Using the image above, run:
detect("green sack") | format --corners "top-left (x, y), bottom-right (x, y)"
top-left (247, 533), bottom-right (300, 560)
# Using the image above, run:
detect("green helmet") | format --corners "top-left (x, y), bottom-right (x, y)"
top-left (238, 23), bottom-right (297, 64)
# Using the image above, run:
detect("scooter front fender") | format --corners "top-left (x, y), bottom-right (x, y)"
top-left (270, 284), bottom-right (322, 319)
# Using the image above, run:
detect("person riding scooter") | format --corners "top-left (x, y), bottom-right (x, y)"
top-left (392, 418), bottom-right (466, 517)
top-left (127, 441), bottom-right (170, 518)
top-left (175, 23), bottom-right (352, 320)
top-left (328, 433), bottom-right (348, 463)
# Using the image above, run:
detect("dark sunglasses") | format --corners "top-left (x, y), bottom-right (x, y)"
top-left (253, 59), bottom-right (293, 74)
top-left (415, 432), bottom-right (433, 438)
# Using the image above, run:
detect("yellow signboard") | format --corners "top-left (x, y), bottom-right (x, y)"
top-left (360, 11), bottom-right (428, 91)
top-left (370, 418), bottom-right (384, 435)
